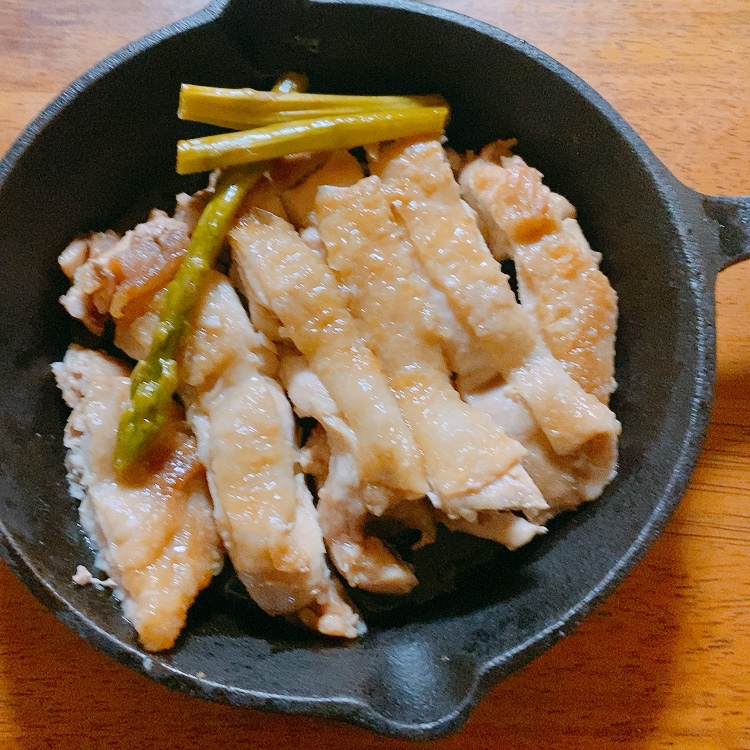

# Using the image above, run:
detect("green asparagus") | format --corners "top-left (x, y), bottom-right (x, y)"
top-left (114, 72), bottom-right (308, 471)
top-left (177, 106), bottom-right (449, 174)
top-left (178, 84), bottom-right (446, 130)
top-left (113, 164), bottom-right (264, 471)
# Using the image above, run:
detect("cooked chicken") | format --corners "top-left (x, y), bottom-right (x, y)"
top-left (53, 345), bottom-right (223, 652)
top-left (237, 174), bottom-right (290, 223)
top-left (59, 187), bottom-right (365, 636)
top-left (420, 280), bottom-right (617, 519)
top-left (233, 150), bottom-right (341, 227)
top-left (281, 353), bottom-right (418, 594)
top-left (465, 382), bottom-right (617, 522)
top-left (282, 149), bottom-right (364, 228)
top-left (370, 138), bottom-right (620, 458)
top-left (230, 209), bottom-right (428, 513)
top-left (440, 511), bottom-right (545, 550)
top-left (460, 151), bottom-right (617, 402)
top-left (117, 272), bottom-right (364, 637)
top-left (55, 125), bottom-right (623, 640)
top-left (59, 211), bottom-right (190, 334)
top-left (315, 175), bottom-right (547, 523)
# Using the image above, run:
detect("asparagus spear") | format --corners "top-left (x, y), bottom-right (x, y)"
top-left (177, 106), bottom-right (449, 174)
top-left (113, 72), bottom-right (306, 471)
top-left (178, 84), bottom-right (446, 130)
top-left (113, 164), bottom-right (264, 471)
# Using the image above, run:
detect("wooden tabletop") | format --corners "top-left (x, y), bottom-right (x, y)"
top-left (1, 0), bottom-right (749, 747)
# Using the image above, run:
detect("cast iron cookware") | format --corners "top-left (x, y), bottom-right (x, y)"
top-left (0, 0), bottom-right (748, 739)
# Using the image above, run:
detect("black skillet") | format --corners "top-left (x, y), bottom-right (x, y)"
top-left (0, 0), bottom-right (748, 740)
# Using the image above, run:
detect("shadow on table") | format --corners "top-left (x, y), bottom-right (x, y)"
top-left (0, 524), bottom-right (691, 750)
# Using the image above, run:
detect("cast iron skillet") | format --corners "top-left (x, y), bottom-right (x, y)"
top-left (0, 0), bottom-right (749, 740)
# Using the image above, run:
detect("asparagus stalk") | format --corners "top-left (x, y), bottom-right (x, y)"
top-left (177, 106), bottom-right (449, 174)
top-left (113, 72), bottom-right (307, 471)
top-left (113, 164), bottom-right (264, 471)
top-left (178, 84), bottom-right (446, 129)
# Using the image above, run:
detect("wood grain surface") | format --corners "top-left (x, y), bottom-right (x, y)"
top-left (1, 0), bottom-right (749, 747)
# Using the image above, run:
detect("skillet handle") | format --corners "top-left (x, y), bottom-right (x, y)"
top-left (702, 195), bottom-right (750, 272)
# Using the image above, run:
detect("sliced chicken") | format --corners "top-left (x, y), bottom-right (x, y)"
top-left (314, 175), bottom-right (547, 523)
top-left (116, 272), bottom-right (363, 637)
top-left (466, 382), bottom-right (617, 522)
top-left (460, 151), bottom-right (617, 402)
top-left (229, 209), bottom-right (428, 513)
top-left (238, 174), bottom-right (289, 223)
top-left (440, 511), bottom-right (546, 550)
top-left (281, 149), bottom-right (364, 228)
top-left (233, 150), bottom-right (348, 227)
top-left (281, 353), bottom-right (418, 594)
top-left (424, 287), bottom-right (617, 519)
top-left (52, 345), bottom-right (223, 652)
top-left (370, 138), bottom-right (620, 458)
top-left (59, 210), bottom-right (191, 334)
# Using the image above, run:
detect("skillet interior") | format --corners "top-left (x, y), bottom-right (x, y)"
top-left (0, 0), bottom-right (716, 738)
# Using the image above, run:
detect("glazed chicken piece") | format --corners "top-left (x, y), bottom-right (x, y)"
top-left (52, 346), bottom-right (223, 652)
top-left (233, 149), bottom-right (362, 229)
top-left (233, 152), bottom-right (329, 226)
top-left (116, 272), bottom-right (364, 637)
top-left (229, 206), bottom-right (429, 592)
top-left (232, 151), bottom-right (365, 337)
top-left (389, 251), bottom-right (614, 517)
top-left (460, 150), bottom-right (617, 402)
top-left (58, 229), bottom-right (120, 333)
top-left (314, 175), bottom-right (547, 524)
top-left (58, 189), bottom-right (215, 336)
top-left (420, 280), bottom-right (617, 518)
top-left (229, 209), bottom-right (428, 513)
top-left (370, 138), bottom-right (620, 458)
top-left (441, 511), bottom-right (545, 550)
top-left (369, 138), bottom-right (619, 518)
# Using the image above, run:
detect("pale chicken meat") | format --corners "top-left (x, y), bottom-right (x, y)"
top-left (466, 382), bottom-right (617, 522)
top-left (237, 174), bottom-right (290, 223)
top-left (419, 272), bottom-right (501, 394)
top-left (460, 151), bottom-right (617, 402)
top-left (281, 149), bottom-right (365, 229)
top-left (233, 149), bottom-right (359, 228)
top-left (58, 184), bottom-right (216, 334)
top-left (397, 256), bottom-right (615, 517)
top-left (425, 283), bottom-right (617, 518)
top-left (229, 209), bottom-right (428, 513)
top-left (54, 122), bottom-right (623, 641)
top-left (59, 191), bottom-right (362, 636)
top-left (370, 138), bottom-right (620, 458)
top-left (236, 153), bottom-right (329, 225)
top-left (440, 511), bottom-right (545, 551)
top-left (281, 353), bottom-right (418, 594)
top-left (52, 346), bottom-right (223, 652)
top-left (314, 175), bottom-right (547, 523)
top-left (116, 271), bottom-right (364, 637)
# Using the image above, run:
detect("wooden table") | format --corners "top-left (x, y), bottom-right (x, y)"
top-left (1, 1), bottom-right (749, 747)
